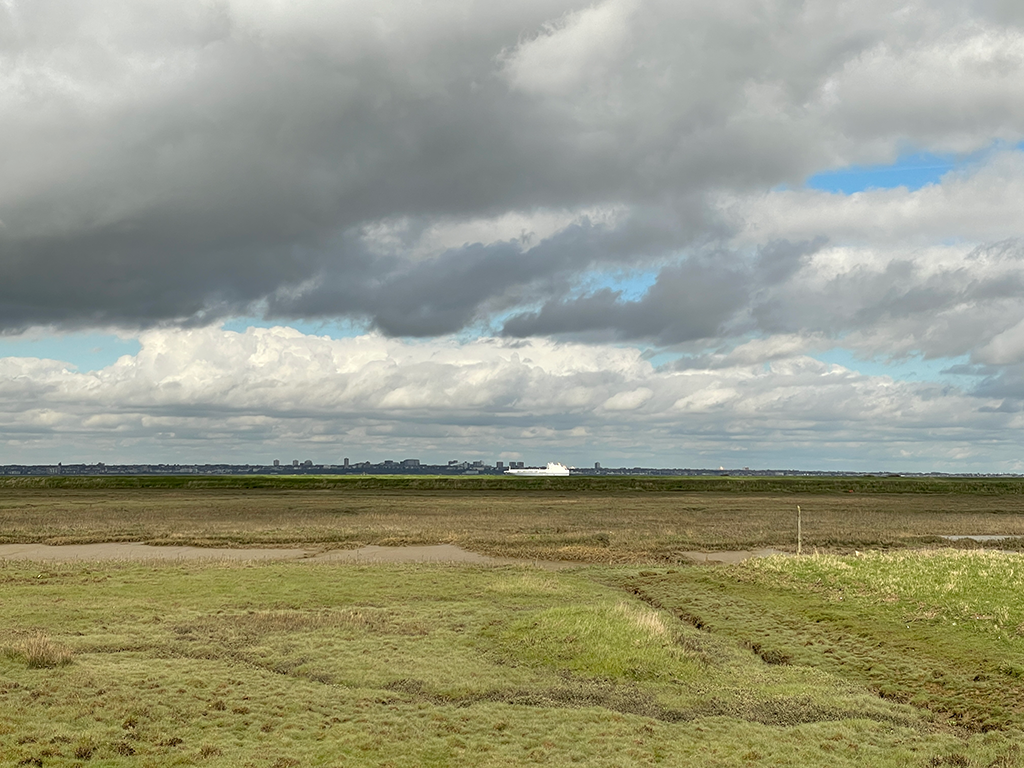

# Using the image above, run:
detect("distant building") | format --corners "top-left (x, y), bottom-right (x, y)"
top-left (292, 460), bottom-right (299, 467)
top-left (343, 458), bottom-right (349, 467)
top-left (595, 462), bottom-right (601, 469)
top-left (273, 459), bottom-right (280, 467)
top-left (401, 459), bottom-right (420, 467)
top-left (496, 461), bottom-right (504, 469)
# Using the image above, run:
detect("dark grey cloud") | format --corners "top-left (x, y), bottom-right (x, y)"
top-left (4, 0), bottom-right (1022, 336)
top-left (501, 239), bottom-right (822, 344)
top-left (749, 239), bottom-right (1024, 359)
top-left (501, 260), bottom-right (747, 344)
top-left (265, 201), bottom-right (717, 336)
top-left (974, 373), bottom-right (1024, 401)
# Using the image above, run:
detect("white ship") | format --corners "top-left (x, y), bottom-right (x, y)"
top-left (505, 462), bottom-right (570, 477)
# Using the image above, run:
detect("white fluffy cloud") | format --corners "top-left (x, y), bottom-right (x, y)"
top-left (0, 325), bottom-right (1019, 470)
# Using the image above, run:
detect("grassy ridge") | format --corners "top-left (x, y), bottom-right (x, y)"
top-left (617, 551), bottom-right (1024, 734)
top-left (4, 474), bottom-right (1024, 493)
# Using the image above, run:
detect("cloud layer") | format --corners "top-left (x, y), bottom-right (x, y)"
top-left (2, 0), bottom-right (1023, 335)
top-left (0, 325), bottom-right (1019, 470)
top-left (4, 0), bottom-right (1024, 467)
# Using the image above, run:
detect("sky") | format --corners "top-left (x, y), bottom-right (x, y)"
top-left (4, 0), bottom-right (1024, 471)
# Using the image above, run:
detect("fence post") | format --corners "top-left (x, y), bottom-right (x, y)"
top-left (797, 505), bottom-right (802, 556)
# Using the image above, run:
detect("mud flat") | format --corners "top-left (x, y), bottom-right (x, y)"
top-left (0, 542), bottom-right (309, 562)
top-left (0, 542), bottom-right (568, 567)
top-left (307, 543), bottom-right (566, 567)
top-left (940, 534), bottom-right (1015, 542)
top-left (678, 548), bottom-right (785, 564)
top-left (0, 541), bottom-right (782, 566)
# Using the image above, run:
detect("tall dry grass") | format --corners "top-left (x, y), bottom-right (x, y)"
top-left (5, 633), bottom-right (73, 668)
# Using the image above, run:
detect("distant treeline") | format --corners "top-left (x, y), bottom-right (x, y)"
top-left (3, 474), bottom-right (1024, 494)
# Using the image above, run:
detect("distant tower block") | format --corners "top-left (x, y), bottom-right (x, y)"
top-left (595, 462), bottom-right (601, 469)
top-left (344, 458), bottom-right (350, 467)
top-left (273, 459), bottom-right (280, 467)
top-left (292, 460), bottom-right (299, 467)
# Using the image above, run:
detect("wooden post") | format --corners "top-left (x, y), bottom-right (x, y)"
top-left (797, 505), bottom-right (802, 556)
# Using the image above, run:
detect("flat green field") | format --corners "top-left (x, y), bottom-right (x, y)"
top-left (3, 478), bottom-right (1024, 766)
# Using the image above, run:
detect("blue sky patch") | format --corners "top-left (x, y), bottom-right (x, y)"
top-left (805, 143), bottom-right (1024, 194)
top-left (574, 268), bottom-right (660, 302)
top-left (813, 348), bottom-right (971, 382)
top-left (806, 151), bottom-right (958, 194)
top-left (0, 332), bottom-right (141, 372)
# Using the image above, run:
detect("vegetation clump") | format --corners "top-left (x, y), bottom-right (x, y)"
top-left (4, 633), bottom-right (73, 669)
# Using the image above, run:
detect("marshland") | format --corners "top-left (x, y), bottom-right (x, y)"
top-left (2, 476), bottom-right (1024, 766)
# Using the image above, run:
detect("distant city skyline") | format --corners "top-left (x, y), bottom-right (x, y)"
top-left (3, 459), bottom-right (1017, 479)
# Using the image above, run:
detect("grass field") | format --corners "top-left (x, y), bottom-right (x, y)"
top-left (2, 555), bottom-right (1024, 766)
top-left (3, 477), bottom-right (1024, 765)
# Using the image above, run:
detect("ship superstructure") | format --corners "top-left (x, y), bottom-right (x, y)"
top-left (504, 462), bottom-right (570, 476)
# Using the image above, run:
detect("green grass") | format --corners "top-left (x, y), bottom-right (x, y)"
top-left (2, 557), bottom-right (1024, 766)
top-left (747, 550), bottom-right (1024, 638)
top-left (616, 551), bottom-right (1024, 734)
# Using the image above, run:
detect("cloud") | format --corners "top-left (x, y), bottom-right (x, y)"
top-left (501, 0), bottom-right (640, 96)
top-left (723, 150), bottom-right (1024, 246)
top-left (0, 324), bottom-right (1019, 470)
top-left (601, 387), bottom-right (652, 411)
top-left (2, 0), bottom-right (1024, 335)
top-left (501, 239), bottom-right (822, 344)
top-left (4, 1), bottom-right (1024, 468)
top-left (820, 28), bottom-right (1024, 153)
